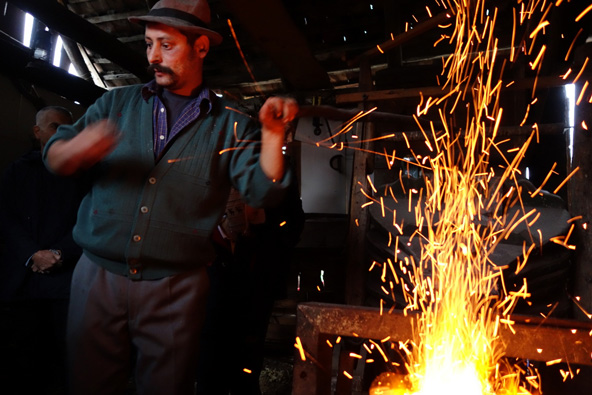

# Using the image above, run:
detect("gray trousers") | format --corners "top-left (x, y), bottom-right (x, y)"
top-left (67, 254), bottom-right (209, 395)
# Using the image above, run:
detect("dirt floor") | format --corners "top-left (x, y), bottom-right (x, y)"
top-left (260, 356), bottom-right (294, 395)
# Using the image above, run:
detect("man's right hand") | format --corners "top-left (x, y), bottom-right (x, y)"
top-left (46, 119), bottom-right (120, 175)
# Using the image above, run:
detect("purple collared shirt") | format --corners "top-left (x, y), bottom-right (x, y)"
top-left (141, 80), bottom-right (213, 158)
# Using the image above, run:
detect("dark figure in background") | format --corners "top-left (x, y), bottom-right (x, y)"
top-left (196, 177), bottom-right (304, 395)
top-left (42, 1), bottom-right (297, 394)
top-left (0, 106), bottom-right (84, 394)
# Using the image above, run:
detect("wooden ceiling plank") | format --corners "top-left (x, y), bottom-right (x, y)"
top-left (118, 34), bottom-right (145, 43)
top-left (85, 10), bottom-right (147, 24)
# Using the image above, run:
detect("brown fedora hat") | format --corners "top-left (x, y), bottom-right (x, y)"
top-left (129, 0), bottom-right (223, 46)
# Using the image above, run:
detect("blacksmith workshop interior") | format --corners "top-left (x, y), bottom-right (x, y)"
top-left (1, 0), bottom-right (592, 394)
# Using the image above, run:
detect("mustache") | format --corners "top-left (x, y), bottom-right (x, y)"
top-left (147, 64), bottom-right (174, 75)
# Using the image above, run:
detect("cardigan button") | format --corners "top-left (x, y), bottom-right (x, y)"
top-left (148, 177), bottom-right (157, 184)
top-left (133, 235), bottom-right (141, 242)
top-left (140, 206), bottom-right (149, 214)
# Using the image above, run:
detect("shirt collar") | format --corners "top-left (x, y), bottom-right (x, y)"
top-left (141, 80), bottom-right (213, 114)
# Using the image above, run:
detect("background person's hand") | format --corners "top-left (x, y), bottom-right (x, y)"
top-left (31, 250), bottom-right (62, 273)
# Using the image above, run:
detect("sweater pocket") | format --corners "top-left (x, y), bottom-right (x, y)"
top-left (150, 170), bottom-right (227, 235)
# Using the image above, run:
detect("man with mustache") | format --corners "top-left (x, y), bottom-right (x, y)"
top-left (43, 0), bottom-right (298, 394)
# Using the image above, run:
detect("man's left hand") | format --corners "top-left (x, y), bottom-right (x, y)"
top-left (259, 97), bottom-right (298, 134)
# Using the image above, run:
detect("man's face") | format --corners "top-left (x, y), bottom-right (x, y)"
top-left (34, 110), bottom-right (72, 150)
top-left (145, 23), bottom-right (207, 96)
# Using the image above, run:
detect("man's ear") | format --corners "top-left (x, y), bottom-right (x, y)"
top-left (33, 125), bottom-right (41, 141)
top-left (194, 35), bottom-right (210, 59)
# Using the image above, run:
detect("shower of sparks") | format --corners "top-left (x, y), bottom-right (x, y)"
top-left (332, 0), bottom-right (592, 394)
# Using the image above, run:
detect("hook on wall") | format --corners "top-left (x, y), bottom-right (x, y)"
top-left (329, 154), bottom-right (344, 173)
top-left (313, 116), bottom-right (322, 136)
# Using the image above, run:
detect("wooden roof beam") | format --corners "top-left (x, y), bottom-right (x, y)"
top-left (9, 0), bottom-right (150, 81)
top-left (221, 0), bottom-right (332, 93)
top-left (336, 74), bottom-right (591, 104)
top-left (349, 12), bottom-right (452, 67)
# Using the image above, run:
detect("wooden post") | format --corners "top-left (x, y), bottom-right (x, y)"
top-left (569, 65), bottom-right (592, 319)
top-left (345, 59), bottom-right (375, 306)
